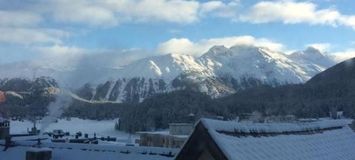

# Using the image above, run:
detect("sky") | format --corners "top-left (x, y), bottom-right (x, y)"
top-left (1, 0), bottom-right (355, 64)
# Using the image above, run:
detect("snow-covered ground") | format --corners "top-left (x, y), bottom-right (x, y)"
top-left (0, 139), bottom-right (178, 160)
top-left (10, 118), bottom-right (136, 142)
top-left (0, 118), bottom-right (179, 160)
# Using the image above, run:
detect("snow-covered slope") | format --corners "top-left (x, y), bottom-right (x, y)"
top-left (0, 45), bottom-right (337, 103)
top-left (116, 54), bottom-right (212, 80)
top-left (84, 45), bottom-right (337, 103)
top-left (288, 47), bottom-right (335, 77)
top-left (74, 54), bottom-right (223, 103)
top-left (199, 45), bottom-right (309, 84)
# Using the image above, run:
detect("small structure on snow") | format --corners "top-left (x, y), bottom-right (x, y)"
top-left (0, 116), bottom-right (10, 139)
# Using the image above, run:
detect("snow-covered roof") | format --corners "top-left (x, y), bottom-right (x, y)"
top-left (201, 118), bottom-right (352, 134)
top-left (201, 118), bottom-right (355, 160)
top-left (137, 130), bottom-right (189, 139)
top-left (137, 130), bottom-right (170, 135)
top-left (0, 140), bottom-right (178, 160)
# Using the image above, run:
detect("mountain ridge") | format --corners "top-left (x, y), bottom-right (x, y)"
top-left (0, 45), bottom-right (337, 103)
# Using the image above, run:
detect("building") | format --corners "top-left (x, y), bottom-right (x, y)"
top-left (138, 123), bottom-right (193, 148)
top-left (176, 118), bottom-right (355, 160)
top-left (0, 116), bottom-right (10, 139)
top-left (137, 132), bottom-right (187, 148)
top-left (169, 123), bottom-right (194, 136)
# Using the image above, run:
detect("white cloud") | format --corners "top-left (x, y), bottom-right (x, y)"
top-left (158, 38), bottom-right (198, 55)
top-left (35, 45), bottom-right (85, 55)
top-left (48, 0), bottom-right (118, 26)
top-left (0, 10), bottom-right (42, 27)
top-left (35, 0), bottom-right (355, 29)
top-left (39, 0), bottom-right (241, 26)
top-left (306, 43), bottom-right (331, 52)
top-left (30, 45), bottom-right (86, 70)
top-left (200, 0), bottom-right (239, 18)
top-left (110, 0), bottom-right (200, 24)
top-left (43, 0), bottom-right (201, 26)
top-left (0, 0), bottom-right (227, 45)
top-left (338, 15), bottom-right (355, 29)
top-left (331, 49), bottom-right (355, 62)
top-left (0, 6), bottom-right (70, 45)
top-left (0, 28), bottom-right (69, 45)
top-left (158, 35), bottom-right (284, 56)
top-left (240, 0), bottom-right (355, 29)
top-left (33, 44), bottom-right (154, 68)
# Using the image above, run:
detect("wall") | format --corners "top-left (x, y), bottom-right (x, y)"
top-left (139, 133), bottom-right (187, 148)
top-left (169, 123), bottom-right (193, 135)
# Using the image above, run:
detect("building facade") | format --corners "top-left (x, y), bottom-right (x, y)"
top-left (169, 123), bottom-right (193, 135)
top-left (138, 123), bottom-right (193, 148)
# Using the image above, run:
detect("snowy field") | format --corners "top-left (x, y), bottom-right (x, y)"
top-left (1, 118), bottom-right (177, 160)
top-left (10, 118), bottom-right (136, 142)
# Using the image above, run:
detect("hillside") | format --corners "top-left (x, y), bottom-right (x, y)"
top-left (117, 57), bottom-right (355, 132)
top-left (307, 58), bottom-right (355, 86)
top-left (0, 77), bottom-right (58, 118)
top-left (219, 57), bottom-right (355, 118)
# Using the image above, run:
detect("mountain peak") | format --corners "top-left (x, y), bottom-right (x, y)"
top-left (203, 45), bottom-right (229, 57)
top-left (210, 45), bottom-right (228, 51)
top-left (202, 44), bottom-right (266, 59)
top-left (230, 44), bottom-right (261, 50)
top-left (288, 47), bottom-right (335, 75)
top-left (304, 46), bottom-right (324, 55)
top-left (290, 47), bottom-right (328, 60)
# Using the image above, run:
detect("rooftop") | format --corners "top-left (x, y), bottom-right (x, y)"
top-left (169, 123), bottom-right (193, 126)
top-left (201, 118), bottom-right (352, 135)
top-left (201, 118), bottom-right (355, 160)
top-left (136, 130), bottom-right (189, 138)
top-left (0, 139), bottom-right (178, 160)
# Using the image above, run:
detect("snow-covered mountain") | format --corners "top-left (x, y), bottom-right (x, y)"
top-left (0, 45), bottom-right (337, 103)
top-left (116, 53), bottom-right (213, 80)
top-left (288, 47), bottom-right (335, 77)
top-left (75, 45), bottom-right (336, 103)
top-left (74, 54), bottom-right (230, 103)
top-left (200, 45), bottom-right (307, 85)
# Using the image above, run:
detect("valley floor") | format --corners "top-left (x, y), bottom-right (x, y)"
top-left (0, 118), bottom-right (179, 160)
top-left (10, 118), bottom-right (137, 142)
